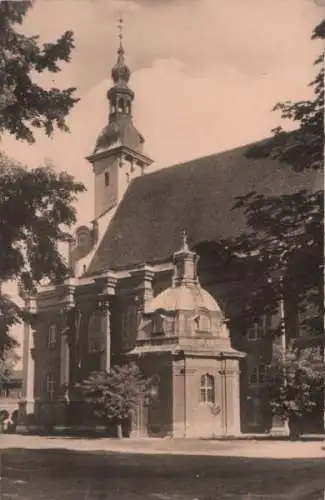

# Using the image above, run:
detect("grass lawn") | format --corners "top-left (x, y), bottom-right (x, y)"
top-left (0, 446), bottom-right (325, 499)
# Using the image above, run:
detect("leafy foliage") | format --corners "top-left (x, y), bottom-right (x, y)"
top-left (78, 363), bottom-right (151, 430)
top-left (0, 154), bottom-right (85, 355)
top-left (267, 345), bottom-right (324, 432)
top-left (224, 21), bottom-right (324, 338)
top-left (0, 2), bottom-right (85, 356)
top-left (0, 1), bottom-right (78, 143)
top-left (227, 188), bottom-right (323, 336)
top-left (0, 348), bottom-right (19, 384)
top-left (0, 154), bottom-right (84, 289)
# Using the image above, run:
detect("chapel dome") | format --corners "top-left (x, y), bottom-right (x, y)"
top-left (146, 231), bottom-right (223, 316)
top-left (147, 284), bottom-right (222, 314)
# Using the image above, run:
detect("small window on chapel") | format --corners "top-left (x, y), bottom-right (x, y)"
top-left (104, 171), bottom-right (110, 187)
top-left (194, 315), bottom-right (211, 333)
top-left (200, 373), bottom-right (215, 405)
top-left (152, 315), bottom-right (165, 337)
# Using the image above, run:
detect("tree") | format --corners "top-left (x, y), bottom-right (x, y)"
top-left (78, 364), bottom-right (152, 439)
top-left (225, 20), bottom-right (324, 338)
top-left (267, 344), bottom-right (324, 440)
top-left (226, 188), bottom-right (323, 338)
top-left (0, 1), bottom-right (78, 143)
top-left (0, 154), bottom-right (85, 355)
top-left (0, 1), bottom-right (85, 355)
top-left (0, 347), bottom-right (19, 385)
top-left (0, 348), bottom-right (20, 433)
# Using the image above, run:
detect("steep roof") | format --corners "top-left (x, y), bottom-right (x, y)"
top-left (86, 141), bottom-right (321, 275)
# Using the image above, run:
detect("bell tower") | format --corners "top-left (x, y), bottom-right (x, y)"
top-left (87, 18), bottom-right (153, 220)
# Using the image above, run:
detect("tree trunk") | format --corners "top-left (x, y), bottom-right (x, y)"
top-left (116, 422), bottom-right (123, 439)
top-left (288, 414), bottom-right (302, 441)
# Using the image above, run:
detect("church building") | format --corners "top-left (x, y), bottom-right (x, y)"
top-left (19, 30), bottom-right (321, 437)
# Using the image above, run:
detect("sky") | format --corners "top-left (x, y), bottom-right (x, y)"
top-left (2, 0), bottom-right (324, 224)
top-left (2, 0), bottom-right (324, 356)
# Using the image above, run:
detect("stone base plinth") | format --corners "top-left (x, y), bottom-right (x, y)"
top-left (270, 415), bottom-right (289, 436)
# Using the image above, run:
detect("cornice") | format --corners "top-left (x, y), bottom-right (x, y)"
top-left (86, 145), bottom-right (153, 166)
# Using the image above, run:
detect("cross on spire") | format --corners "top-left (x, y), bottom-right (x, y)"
top-left (118, 17), bottom-right (123, 43)
top-left (180, 229), bottom-right (190, 252)
top-left (172, 229), bottom-right (198, 286)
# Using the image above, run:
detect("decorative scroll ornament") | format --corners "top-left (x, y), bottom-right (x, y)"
top-left (209, 403), bottom-right (221, 417)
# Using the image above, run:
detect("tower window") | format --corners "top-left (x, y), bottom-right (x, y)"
top-left (104, 172), bottom-right (110, 186)
top-left (200, 373), bottom-right (215, 404)
top-left (117, 99), bottom-right (124, 112)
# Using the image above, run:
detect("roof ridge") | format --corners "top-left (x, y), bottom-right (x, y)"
top-left (139, 136), bottom-right (274, 181)
top-left (86, 134), bottom-right (316, 275)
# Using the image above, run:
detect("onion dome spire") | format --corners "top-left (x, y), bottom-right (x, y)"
top-left (93, 18), bottom-right (152, 158)
top-left (111, 18), bottom-right (131, 85)
top-left (106, 18), bottom-right (134, 124)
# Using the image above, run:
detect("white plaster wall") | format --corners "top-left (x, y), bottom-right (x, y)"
top-left (94, 156), bottom-right (119, 219)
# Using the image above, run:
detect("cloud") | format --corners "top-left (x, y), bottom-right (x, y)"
top-left (21, 0), bottom-right (322, 92)
top-left (2, 0), bottom-right (321, 215)
top-left (2, 51), bottom-right (315, 222)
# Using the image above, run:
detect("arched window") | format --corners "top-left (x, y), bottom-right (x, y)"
top-left (117, 99), bottom-right (124, 113)
top-left (200, 374), bottom-right (215, 404)
top-left (163, 316), bottom-right (174, 336)
top-left (88, 312), bottom-right (103, 353)
top-left (194, 315), bottom-right (211, 333)
top-left (48, 324), bottom-right (57, 349)
top-left (45, 372), bottom-right (56, 400)
top-left (152, 314), bottom-right (165, 337)
top-left (121, 304), bottom-right (139, 350)
top-left (104, 171), bottom-right (110, 187)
